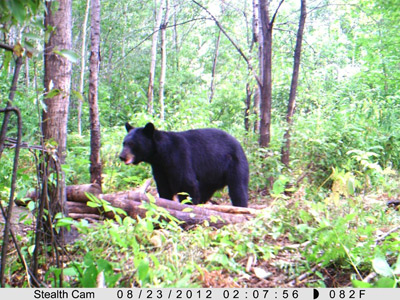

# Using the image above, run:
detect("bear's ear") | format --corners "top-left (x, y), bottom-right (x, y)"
top-left (143, 122), bottom-right (155, 137)
top-left (125, 122), bottom-right (134, 132)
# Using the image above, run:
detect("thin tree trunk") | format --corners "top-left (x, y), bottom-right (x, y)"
top-left (172, 0), bottom-right (179, 71)
top-left (77, 0), bottom-right (91, 135)
top-left (0, 58), bottom-right (23, 286)
top-left (281, 0), bottom-right (306, 166)
top-left (209, 29), bottom-right (221, 103)
top-left (252, 0), bottom-right (260, 133)
top-left (253, 88), bottom-right (260, 133)
top-left (244, 83), bottom-right (252, 131)
top-left (258, 0), bottom-right (273, 147)
top-left (25, 55), bottom-right (30, 88)
top-left (258, 0), bottom-right (284, 147)
top-left (0, 56), bottom-right (23, 160)
top-left (159, 0), bottom-right (169, 121)
top-left (147, 0), bottom-right (163, 115)
top-left (88, 0), bottom-right (102, 187)
top-left (107, 42), bottom-right (113, 84)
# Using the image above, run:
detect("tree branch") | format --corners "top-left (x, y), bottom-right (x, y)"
top-left (271, 0), bottom-right (286, 26)
top-left (191, 0), bottom-right (260, 85)
top-left (116, 17), bottom-right (210, 64)
top-left (0, 42), bottom-right (14, 52)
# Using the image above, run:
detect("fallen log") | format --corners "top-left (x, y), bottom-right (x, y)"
top-left (66, 188), bottom-right (255, 228)
top-left (24, 182), bottom-right (256, 227)
top-left (68, 213), bottom-right (102, 222)
top-left (67, 201), bottom-right (114, 219)
top-left (67, 183), bottom-right (102, 202)
top-left (24, 183), bottom-right (102, 203)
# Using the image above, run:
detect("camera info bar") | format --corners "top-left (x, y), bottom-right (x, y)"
top-left (0, 288), bottom-right (398, 300)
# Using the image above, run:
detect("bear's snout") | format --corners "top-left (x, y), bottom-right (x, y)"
top-left (119, 150), bottom-right (135, 165)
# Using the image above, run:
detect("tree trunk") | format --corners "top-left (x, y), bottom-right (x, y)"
top-left (281, 0), bottom-right (306, 167)
top-left (244, 83), bottom-right (253, 131)
top-left (42, 0), bottom-right (72, 212)
top-left (258, 0), bottom-right (273, 147)
top-left (147, 0), bottom-right (163, 115)
top-left (253, 88), bottom-right (260, 133)
top-left (257, 0), bottom-right (285, 147)
top-left (252, 0), bottom-right (260, 133)
top-left (172, 0), bottom-right (180, 71)
top-left (209, 29), bottom-right (221, 103)
top-left (88, 0), bottom-right (102, 187)
top-left (25, 55), bottom-right (30, 88)
top-left (77, 0), bottom-right (91, 136)
top-left (37, 0), bottom-right (72, 282)
top-left (43, 0), bottom-right (72, 164)
top-left (159, 0), bottom-right (169, 121)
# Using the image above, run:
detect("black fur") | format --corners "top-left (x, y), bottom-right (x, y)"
top-left (119, 122), bottom-right (249, 207)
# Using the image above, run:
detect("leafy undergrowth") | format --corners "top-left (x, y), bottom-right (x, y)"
top-left (4, 188), bottom-right (399, 288)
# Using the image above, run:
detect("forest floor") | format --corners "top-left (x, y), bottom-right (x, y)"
top-left (2, 189), bottom-right (392, 288)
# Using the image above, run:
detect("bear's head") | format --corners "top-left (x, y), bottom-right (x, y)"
top-left (119, 122), bottom-right (156, 165)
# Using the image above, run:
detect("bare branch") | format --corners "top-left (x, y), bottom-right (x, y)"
top-left (271, 0), bottom-right (285, 26)
top-left (191, 0), bottom-right (260, 85)
top-left (0, 42), bottom-right (14, 52)
top-left (116, 17), bottom-right (209, 64)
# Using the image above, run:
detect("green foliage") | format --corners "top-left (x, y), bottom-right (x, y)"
top-left (3, 0), bottom-right (400, 288)
top-left (353, 253), bottom-right (400, 288)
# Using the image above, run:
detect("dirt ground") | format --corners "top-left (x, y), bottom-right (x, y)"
top-left (0, 205), bottom-right (34, 236)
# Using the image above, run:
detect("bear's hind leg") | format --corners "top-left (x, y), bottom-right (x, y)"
top-left (227, 166), bottom-right (249, 207)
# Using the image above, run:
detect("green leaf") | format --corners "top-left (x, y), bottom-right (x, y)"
top-left (206, 253), bottom-right (230, 267)
top-left (351, 279), bottom-right (372, 288)
top-left (374, 277), bottom-right (396, 288)
top-left (393, 254), bottom-right (400, 275)
top-left (71, 89), bottom-right (85, 102)
top-left (82, 265), bottom-right (98, 287)
top-left (63, 267), bottom-right (79, 277)
top-left (44, 25), bottom-right (55, 43)
top-left (24, 32), bottom-right (42, 41)
top-left (8, 0), bottom-right (26, 23)
top-left (2, 51), bottom-right (12, 75)
top-left (106, 273), bottom-right (121, 288)
top-left (87, 201), bottom-right (101, 208)
top-left (55, 217), bottom-right (75, 231)
top-left (44, 88), bottom-right (61, 99)
top-left (53, 49), bottom-right (79, 63)
top-left (28, 245), bottom-right (35, 255)
top-left (137, 260), bottom-right (149, 282)
top-left (372, 256), bottom-right (393, 277)
top-left (97, 259), bottom-right (113, 273)
top-left (114, 207), bottom-right (127, 216)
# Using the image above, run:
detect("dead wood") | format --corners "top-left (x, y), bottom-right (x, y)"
top-left (68, 213), bottom-right (102, 222)
top-left (66, 183), bottom-right (102, 202)
top-left (201, 204), bottom-right (257, 215)
top-left (64, 186), bottom-right (255, 228)
top-left (24, 183), bottom-right (101, 204)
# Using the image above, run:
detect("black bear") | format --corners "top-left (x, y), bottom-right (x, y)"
top-left (119, 122), bottom-right (249, 207)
